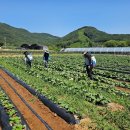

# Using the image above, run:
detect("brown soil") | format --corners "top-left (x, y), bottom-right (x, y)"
top-left (114, 79), bottom-right (130, 84)
top-left (115, 86), bottom-right (130, 93)
top-left (74, 117), bottom-right (95, 130)
top-left (0, 124), bottom-right (2, 130)
top-left (107, 102), bottom-right (124, 112)
top-left (0, 69), bottom-right (75, 130)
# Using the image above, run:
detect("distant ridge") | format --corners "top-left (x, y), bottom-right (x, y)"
top-left (0, 22), bottom-right (59, 47)
top-left (0, 22), bottom-right (130, 48)
top-left (58, 26), bottom-right (130, 48)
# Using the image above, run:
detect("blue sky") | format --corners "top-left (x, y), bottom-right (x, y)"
top-left (0, 0), bottom-right (130, 37)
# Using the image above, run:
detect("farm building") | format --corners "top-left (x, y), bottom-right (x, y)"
top-left (61, 47), bottom-right (130, 54)
top-left (20, 44), bottom-right (48, 50)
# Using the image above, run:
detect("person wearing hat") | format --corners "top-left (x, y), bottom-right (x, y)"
top-left (23, 51), bottom-right (33, 68)
top-left (83, 51), bottom-right (93, 80)
top-left (43, 50), bottom-right (49, 68)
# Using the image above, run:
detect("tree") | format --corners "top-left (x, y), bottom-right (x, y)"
top-left (126, 41), bottom-right (130, 46)
top-left (0, 42), bottom-right (4, 47)
top-left (117, 41), bottom-right (127, 47)
top-left (21, 44), bottom-right (29, 49)
top-left (104, 40), bottom-right (117, 47)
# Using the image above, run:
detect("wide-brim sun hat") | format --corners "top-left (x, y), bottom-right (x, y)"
top-left (83, 51), bottom-right (87, 55)
top-left (45, 49), bottom-right (49, 53)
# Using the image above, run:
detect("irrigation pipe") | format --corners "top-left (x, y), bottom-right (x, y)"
top-left (0, 75), bottom-right (53, 130)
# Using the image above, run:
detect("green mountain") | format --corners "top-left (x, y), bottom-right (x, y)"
top-left (57, 27), bottom-right (93, 48)
top-left (84, 26), bottom-right (130, 42)
top-left (0, 22), bottom-right (60, 47)
top-left (58, 26), bottom-right (130, 48)
top-left (0, 23), bottom-right (130, 49)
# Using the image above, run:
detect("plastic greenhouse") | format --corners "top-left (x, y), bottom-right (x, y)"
top-left (61, 47), bottom-right (130, 54)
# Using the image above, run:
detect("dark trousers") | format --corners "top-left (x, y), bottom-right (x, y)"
top-left (44, 60), bottom-right (48, 68)
top-left (26, 60), bottom-right (32, 68)
top-left (86, 65), bottom-right (93, 80)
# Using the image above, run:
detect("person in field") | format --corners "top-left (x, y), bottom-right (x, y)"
top-left (23, 51), bottom-right (33, 68)
top-left (43, 50), bottom-right (49, 68)
top-left (83, 51), bottom-right (96, 80)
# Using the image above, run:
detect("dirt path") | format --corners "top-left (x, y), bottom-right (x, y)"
top-left (115, 86), bottom-right (130, 93)
top-left (0, 124), bottom-right (2, 130)
top-left (0, 69), bottom-right (75, 130)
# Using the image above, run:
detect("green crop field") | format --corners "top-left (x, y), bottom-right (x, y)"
top-left (0, 53), bottom-right (130, 130)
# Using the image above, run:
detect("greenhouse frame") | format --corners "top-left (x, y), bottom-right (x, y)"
top-left (61, 47), bottom-right (130, 54)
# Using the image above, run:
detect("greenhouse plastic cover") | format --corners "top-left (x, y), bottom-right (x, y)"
top-left (62, 47), bottom-right (130, 53)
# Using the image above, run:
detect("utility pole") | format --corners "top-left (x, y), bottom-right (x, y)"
top-left (4, 37), bottom-right (6, 49)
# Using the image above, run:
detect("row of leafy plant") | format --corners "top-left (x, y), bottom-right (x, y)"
top-left (0, 54), bottom-right (130, 130)
top-left (0, 87), bottom-right (25, 130)
top-left (95, 54), bottom-right (130, 70)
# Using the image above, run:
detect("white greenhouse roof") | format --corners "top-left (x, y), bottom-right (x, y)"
top-left (62, 47), bottom-right (130, 53)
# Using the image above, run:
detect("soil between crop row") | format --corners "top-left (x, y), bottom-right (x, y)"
top-left (115, 86), bottom-right (130, 93)
top-left (0, 124), bottom-right (2, 130)
top-left (0, 69), bottom-right (75, 130)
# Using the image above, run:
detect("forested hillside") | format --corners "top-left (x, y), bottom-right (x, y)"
top-left (0, 23), bottom-right (59, 47)
top-left (58, 26), bottom-right (130, 48)
top-left (0, 22), bottom-right (130, 49)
